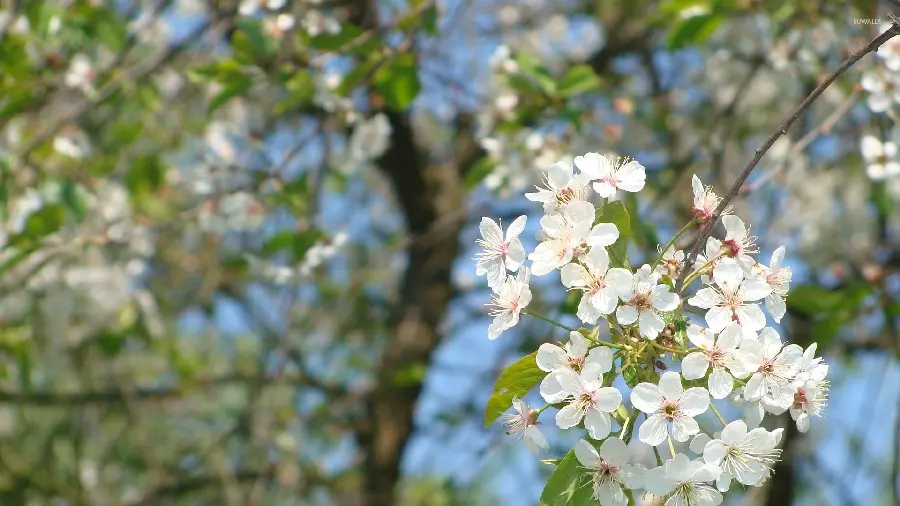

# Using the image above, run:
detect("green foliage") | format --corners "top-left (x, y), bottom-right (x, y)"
top-left (262, 228), bottom-right (327, 261)
top-left (557, 65), bottom-right (601, 97)
top-left (484, 352), bottom-right (547, 427)
top-left (786, 283), bottom-right (872, 346)
top-left (375, 53), bottom-right (421, 110)
top-left (464, 156), bottom-right (497, 190)
top-left (539, 448), bottom-right (593, 506)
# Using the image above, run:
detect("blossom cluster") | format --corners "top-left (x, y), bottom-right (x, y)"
top-left (478, 155), bottom-right (829, 505)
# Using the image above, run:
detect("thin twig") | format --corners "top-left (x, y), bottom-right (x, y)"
top-left (748, 88), bottom-right (861, 192)
top-left (676, 22), bottom-right (900, 289)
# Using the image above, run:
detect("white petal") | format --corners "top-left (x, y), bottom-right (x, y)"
top-left (713, 258), bottom-right (744, 293)
top-left (591, 287), bottom-right (618, 315)
top-left (692, 174), bottom-right (704, 199)
top-left (705, 307), bottom-right (733, 333)
top-left (587, 224), bottom-right (619, 248)
top-left (505, 215), bottom-right (527, 240)
top-left (616, 305), bottom-right (638, 325)
top-left (708, 369), bottom-right (734, 399)
top-left (560, 263), bottom-right (588, 288)
top-left (585, 408), bottom-right (612, 439)
top-left (616, 160), bottom-right (646, 192)
top-left (586, 346), bottom-right (613, 374)
top-left (577, 294), bottom-right (603, 324)
top-left (691, 433), bottom-right (712, 454)
top-left (658, 371), bottom-right (684, 400)
top-left (598, 437), bottom-right (631, 467)
top-left (505, 240), bottom-right (526, 272)
top-left (679, 387), bottom-right (710, 417)
top-left (479, 217), bottom-right (503, 244)
top-left (630, 383), bottom-right (664, 413)
top-left (555, 403), bottom-right (584, 429)
top-left (536, 344), bottom-right (568, 372)
top-left (639, 310), bottom-right (665, 338)
top-left (594, 387), bottom-right (623, 412)
top-left (687, 324), bottom-right (715, 348)
top-left (593, 181), bottom-right (617, 198)
top-left (740, 278), bottom-right (772, 301)
top-left (861, 135), bottom-right (884, 160)
top-left (652, 285), bottom-right (680, 311)
top-left (689, 288), bottom-right (721, 309)
top-left (765, 295), bottom-right (786, 323)
top-left (574, 439), bottom-right (601, 467)
top-left (638, 414), bottom-right (669, 446)
top-left (735, 304), bottom-right (766, 332)
top-left (524, 426), bottom-right (549, 452)
top-left (720, 419), bottom-right (747, 445)
top-left (671, 416), bottom-right (699, 442)
top-left (567, 330), bottom-right (588, 358)
top-left (539, 374), bottom-right (568, 403)
top-left (682, 352), bottom-right (710, 380)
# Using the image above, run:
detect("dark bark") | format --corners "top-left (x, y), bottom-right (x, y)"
top-left (764, 417), bottom-right (797, 506)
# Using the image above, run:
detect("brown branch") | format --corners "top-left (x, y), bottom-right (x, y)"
top-left (675, 21), bottom-right (900, 289)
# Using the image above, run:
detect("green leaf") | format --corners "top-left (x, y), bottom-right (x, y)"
top-left (375, 53), bottom-right (420, 111)
top-left (8, 205), bottom-right (65, 246)
top-left (539, 449), bottom-right (593, 506)
top-left (463, 156), bottom-right (496, 190)
top-left (307, 23), bottom-right (364, 50)
top-left (208, 73), bottom-right (253, 114)
top-left (233, 19), bottom-right (277, 63)
top-left (262, 229), bottom-right (326, 261)
top-left (484, 352), bottom-right (547, 427)
top-left (515, 51), bottom-right (556, 95)
top-left (667, 13), bottom-right (723, 49)
top-left (126, 155), bottom-right (164, 195)
top-left (558, 65), bottom-right (601, 97)
top-left (336, 58), bottom-right (378, 96)
top-left (596, 201), bottom-right (631, 268)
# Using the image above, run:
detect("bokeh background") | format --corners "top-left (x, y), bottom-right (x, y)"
top-left (0, 0), bottom-right (898, 505)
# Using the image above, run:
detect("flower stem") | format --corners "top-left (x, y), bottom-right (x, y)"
top-left (653, 446), bottom-right (664, 466)
top-left (652, 218), bottom-right (697, 268)
top-left (679, 251), bottom-right (726, 292)
top-left (709, 402), bottom-right (728, 427)
top-left (667, 434), bottom-right (677, 458)
top-left (649, 340), bottom-right (687, 356)
top-left (523, 310), bottom-right (577, 332)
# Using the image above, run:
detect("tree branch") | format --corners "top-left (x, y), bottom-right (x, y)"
top-left (676, 21), bottom-right (900, 289)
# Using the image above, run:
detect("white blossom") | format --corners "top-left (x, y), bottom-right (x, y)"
top-left (501, 396), bottom-right (548, 453)
top-left (860, 135), bottom-right (900, 180)
top-left (719, 215), bottom-right (758, 269)
top-left (644, 453), bottom-right (723, 506)
top-left (751, 246), bottom-right (791, 323)
top-left (525, 161), bottom-right (593, 214)
top-left (64, 54), bottom-right (95, 96)
top-left (656, 245), bottom-right (685, 279)
top-left (487, 268), bottom-right (532, 339)
top-left (475, 216), bottom-right (527, 291)
top-left (732, 328), bottom-right (803, 412)
top-left (552, 365), bottom-right (622, 439)
top-left (537, 331), bottom-right (612, 402)
top-left (681, 324), bottom-right (751, 399)
top-left (789, 379), bottom-right (829, 433)
top-left (574, 438), bottom-right (644, 506)
top-left (631, 372), bottom-right (710, 446)
top-left (793, 343), bottom-right (829, 384)
top-left (614, 264), bottom-right (680, 338)
top-left (691, 175), bottom-right (731, 224)
top-left (529, 201), bottom-right (617, 276)
top-left (860, 71), bottom-right (900, 113)
top-left (688, 258), bottom-right (771, 333)
top-left (574, 152), bottom-right (646, 198)
top-left (559, 247), bottom-right (629, 323)
top-left (702, 420), bottom-right (782, 491)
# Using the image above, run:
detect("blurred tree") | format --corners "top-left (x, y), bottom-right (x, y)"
top-left (0, 0), bottom-right (897, 506)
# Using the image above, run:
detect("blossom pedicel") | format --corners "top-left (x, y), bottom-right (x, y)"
top-left (476, 158), bottom-right (828, 506)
